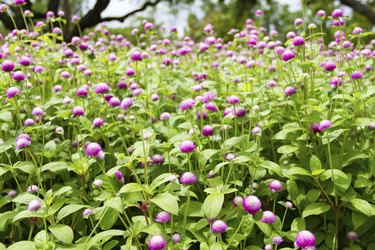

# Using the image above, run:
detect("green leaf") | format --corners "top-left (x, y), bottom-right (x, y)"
top-left (277, 145), bottom-right (299, 154)
top-left (150, 192), bottom-right (179, 215)
top-left (349, 198), bottom-right (375, 216)
top-left (13, 161), bottom-right (36, 175)
top-left (43, 140), bottom-right (56, 158)
top-left (291, 217), bottom-right (305, 231)
top-left (49, 224), bottom-right (74, 244)
top-left (149, 173), bottom-right (174, 192)
top-left (286, 167), bottom-right (312, 177)
top-left (119, 183), bottom-right (144, 194)
top-left (261, 161), bottom-right (282, 177)
top-left (41, 161), bottom-right (69, 172)
top-left (302, 202), bottom-right (331, 218)
top-left (86, 230), bottom-right (125, 249)
top-left (222, 136), bottom-right (244, 149)
top-left (320, 169), bottom-right (351, 191)
top-left (309, 155), bottom-right (322, 172)
top-left (7, 241), bottom-right (36, 250)
top-left (201, 193), bottom-right (224, 219)
top-left (100, 208), bottom-right (119, 230)
top-left (0, 111), bottom-right (12, 122)
top-left (13, 210), bottom-right (43, 222)
top-left (57, 204), bottom-right (85, 221)
top-left (104, 197), bottom-right (123, 213)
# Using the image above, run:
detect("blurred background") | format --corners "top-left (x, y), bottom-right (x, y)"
top-left (0, 0), bottom-right (374, 42)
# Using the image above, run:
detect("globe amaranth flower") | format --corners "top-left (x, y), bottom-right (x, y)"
top-left (324, 61), bottom-right (336, 71)
top-left (19, 56), bottom-right (31, 66)
top-left (252, 126), bottom-right (261, 135)
top-left (352, 27), bottom-right (363, 35)
top-left (233, 196), bottom-right (243, 207)
top-left (293, 36), bottom-right (305, 46)
top-left (180, 98), bottom-right (195, 110)
top-left (155, 211), bottom-right (171, 223)
top-left (332, 9), bottom-right (344, 19)
top-left (205, 102), bottom-right (218, 112)
top-left (148, 235), bottom-right (166, 250)
top-left (24, 118), bottom-right (35, 127)
top-left (351, 71), bottom-right (363, 79)
top-left (130, 51), bottom-right (142, 61)
top-left (85, 142), bottom-right (104, 159)
top-left (261, 211), bottom-right (276, 224)
top-left (171, 233), bottom-right (181, 243)
top-left (72, 106), bottom-right (85, 116)
top-left (242, 195), bottom-right (262, 214)
top-left (76, 87), bottom-right (88, 97)
top-left (202, 92), bottom-right (216, 103)
top-left (121, 97), bottom-right (134, 110)
top-left (27, 199), bottom-right (41, 211)
top-left (272, 235), bottom-right (284, 245)
top-left (318, 120), bottom-right (332, 131)
top-left (94, 82), bottom-right (109, 94)
top-left (295, 230), bottom-right (316, 249)
top-left (6, 86), bottom-right (20, 98)
top-left (160, 112), bottom-right (171, 120)
top-left (294, 18), bottom-right (304, 26)
top-left (26, 184), bottom-right (38, 193)
top-left (114, 170), bottom-right (124, 183)
top-left (12, 71), bottom-right (26, 81)
top-left (347, 231), bottom-right (358, 241)
top-left (316, 10), bottom-right (326, 17)
top-left (2, 60), bottom-right (14, 72)
top-left (151, 154), bottom-right (164, 165)
top-left (31, 107), bottom-right (44, 117)
top-left (180, 172), bottom-right (197, 185)
top-left (109, 97), bottom-right (121, 107)
top-left (7, 190), bottom-right (17, 198)
top-left (284, 86), bottom-right (296, 96)
top-left (202, 125), bottom-right (214, 137)
top-left (16, 134), bottom-right (31, 149)
top-left (179, 140), bottom-right (196, 153)
top-left (225, 153), bottom-right (236, 161)
top-left (82, 208), bottom-right (93, 217)
top-left (211, 220), bottom-right (227, 233)
top-left (92, 179), bottom-right (103, 187)
top-left (226, 95), bottom-right (240, 104)
top-left (92, 117), bottom-right (104, 127)
top-left (269, 180), bottom-right (283, 192)
top-left (281, 50), bottom-right (295, 61)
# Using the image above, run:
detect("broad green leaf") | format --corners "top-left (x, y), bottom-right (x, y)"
top-left (286, 167), bottom-right (312, 177)
top-left (149, 173), bottom-right (174, 192)
top-left (0, 111), bottom-right (12, 122)
top-left (57, 204), bottom-right (85, 221)
top-left (349, 198), bottom-right (375, 216)
top-left (261, 161), bottom-right (282, 177)
top-left (119, 183), bottom-right (144, 193)
top-left (277, 145), bottom-right (299, 154)
top-left (201, 193), bottom-right (224, 219)
top-left (104, 197), bottom-right (123, 213)
top-left (7, 241), bottom-right (36, 250)
top-left (100, 208), bottom-right (119, 230)
top-left (49, 224), bottom-right (74, 244)
top-left (291, 217), bottom-right (305, 231)
top-left (302, 202), bottom-right (331, 218)
top-left (41, 161), bottom-right (69, 172)
top-left (150, 192), bottom-right (179, 215)
top-left (86, 230), bottom-right (125, 249)
top-left (309, 155), bottom-right (322, 172)
top-left (13, 210), bottom-right (43, 222)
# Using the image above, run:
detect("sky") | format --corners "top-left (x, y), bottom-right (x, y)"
top-left (92, 0), bottom-right (302, 32)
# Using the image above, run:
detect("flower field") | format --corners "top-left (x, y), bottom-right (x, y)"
top-left (0, 3), bottom-right (374, 250)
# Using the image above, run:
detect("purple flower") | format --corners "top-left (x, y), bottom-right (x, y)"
top-left (233, 196), bottom-right (243, 207)
top-left (92, 179), bottom-right (103, 187)
top-left (324, 61), bottom-right (336, 71)
top-left (16, 138), bottom-right (31, 149)
top-left (2, 60), bottom-right (14, 72)
top-left (272, 236), bottom-right (284, 245)
top-left (211, 220), bottom-right (227, 233)
top-left (295, 230), bottom-right (316, 249)
top-left (281, 50), bottom-right (295, 61)
top-left (109, 97), bottom-right (121, 107)
top-left (114, 170), bottom-right (124, 183)
top-left (352, 27), bottom-right (363, 35)
top-left (148, 235), bottom-right (166, 250)
top-left (225, 153), bottom-right (236, 161)
top-left (242, 195), bottom-right (262, 214)
top-left (310, 123), bottom-right (321, 133)
top-left (7, 190), bottom-right (17, 198)
top-left (369, 122), bottom-right (375, 130)
top-left (85, 142), bottom-right (104, 159)
top-left (130, 51), bottom-right (142, 61)
top-left (14, 0), bottom-right (26, 5)
top-left (294, 18), bottom-right (304, 26)
top-left (332, 9), bottom-right (344, 19)
top-left (155, 211), bottom-right (171, 223)
top-left (180, 172), bottom-right (197, 185)
top-left (82, 208), bottom-right (93, 217)
top-left (179, 140), bottom-right (196, 153)
top-left (293, 36), bottom-right (305, 46)
top-left (94, 83), bottom-right (109, 94)
top-left (351, 71), bottom-right (363, 79)
top-left (284, 86), bottom-right (296, 96)
top-left (31, 107), bottom-right (44, 117)
top-left (152, 154), bottom-right (164, 165)
top-left (226, 95), bottom-right (240, 104)
top-left (205, 102), bottom-right (218, 112)
top-left (76, 87), bottom-right (88, 97)
top-left (347, 231), bottom-right (359, 241)
top-left (72, 106), bottom-right (85, 116)
top-left (27, 199), bottom-right (41, 211)
top-left (120, 97), bottom-right (134, 110)
top-left (261, 211), bottom-right (276, 224)
top-left (160, 112), bottom-right (171, 120)
top-left (93, 118), bottom-right (104, 127)
top-left (6, 86), bottom-right (20, 98)
top-left (252, 126), bottom-right (261, 135)
top-left (269, 180), bottom-right (283, 192)
top-left (19, 56), bottom-right (31, 66)
top-left (171, 233), bottom-right (181, 243)
top-left (126, 67), bottom-right (135, 76)
top-left (180, 98), bottom-right (195, 110)
top-left (330, 77), bottom-right (343, 86)
top-left (26, 184), bottom-right (38, 193)
top-left (202, 92), bottom-right (216, 103)
top-left (318, 120), bottom-right (332, 131)
top-left (202, 125), bottom-right (214, 137)
top-left (255, 9), bottom-right (264, 16)
top-left (12, 71), bottom-right (25, 81)
top-left (316, 10), bottom-right (326, 17)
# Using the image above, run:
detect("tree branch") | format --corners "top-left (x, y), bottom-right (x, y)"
top-left (340, 0), bottom-right (375, 24)
top-left (101, 0), bottom-right (162, 23)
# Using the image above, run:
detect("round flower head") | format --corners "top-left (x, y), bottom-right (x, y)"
top-left (152, 154), bottom-right (164, 165)
top-left (285, 201), bottom-right (294, 208)
top-left (12, 71), bottom-right (25, 81)
top-left (148, 235), bottom-right (166, 250)
top-left (294, 18), bottom-right (304, 26)
top-left (180, 172), bottom-right (197, 185)
top-left (171, 233), bottom-right (181, 243)
top-left (26, 184), bottom-right (38, 193)
top-left (252, 126), bottom-right (261, 135)
top-left (202, 92), bottom-right (216, 103)
top-left (179, 140), bottom-right (196, 153)
top-left (72, 106), bottom-right (85, 116)
top-left (94, 83), bottom-right (109, 94)
top-left (369, 122), bottom-right (375, 130)
top-left (76, 87), bottom-right (88, 97)
top-left (225, 153), bottom-right (236, 161)
top-left (126, 67), bottom-right (135, 76)
top-left (318, 120), bottom-right (332, 131)
top-left (226, 95), bottom-right (240, 104)
top-left (332, 9), bottom-right (344, 19)
top-left (272, 235), bottom-right (284, 245)
top-left (31, 107), bottom-right (44, 117)
top-left (352, 27), bottom-right (363, 35)
top-left (316, 10), bottom-right (326, 17)
top-left (109, 97), bottom-right (121, 107)
top-left (261, 211), bottom-right (276, 224)
top-left (114, 170), bottom-right (124, 183)
top-left (6, 86), bottom-right (20, 98)
top-left (7, 190), bottom-right (17, 198)
top-left (295, 230), bottom-right (316, 248)
top-left (27, 199), bottom-right (41, 211)
top-left (85, 142), bottom-right (103, 158)
top-left (160, 112), bottom-right (171, 120)
top-left (293, 36), bottom-right (305, 46)
top-left (19, 56), bottom-right (31, 66)
top-left (205, 102), bottom-right (218, 112)
top-left (202, 125), bottom-right (214, 137)
top-left (180, 98), bottom-right (195, 110)
top-left (92, 179), bottom-right (103, 187)
top-left (351, 71), bottom-right (363, 79)
top-left (93, 117), bottom-right (104, 127)
top-left (155, 211), bottom-right (171, 223)
top-left (347, 231), bottom-right (358, 241)
top-left (269, 180), bottom-right (283, 192)
top-left (121, 97), bottom-right (134, 110)
top-left (82, 208), bottom-right (93, 217)
top-left (324, 61), bottom-right (336, 71)
top-left (2, 60), bottom-right (14, 72)
top-left (255, 9), bottom-right (264, 16)
top-left (284, 86), bottom-right (296, 96)
top-left (24, 118), bottom-right (35, 127)
top-left (16, 138), bottom-right (31, 149)
top-left (211, 220), bottom-right (227, 233)
top-left (243, 195), bottom-right (262, 214)
top-left (130, 51), bottom-right (142, 61)
top-left (281, 50), bottom-right (295, 61)
top-left (233, 196), bottom-right (243, 207)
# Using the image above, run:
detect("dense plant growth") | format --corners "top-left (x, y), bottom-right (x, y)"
top-left (0, 2), bottom-right (374, 250)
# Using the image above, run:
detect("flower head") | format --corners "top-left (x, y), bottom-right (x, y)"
top-left (261, 211), bottom-right (276, 224)
top-left (180, 172), bottom-right (197, 185)
top-left (148, 235), bottom-right (166, 250)
top-left (211, 220), bottom-right (227, 233)
top-left (6, 86), bottom-right (20, 98)
top-left (242, 195), bottom-right (262, 214)
top-left (295, 230), bottom-right (316, 249)
top-left (27, 199), bottom-right (41, 211)
top-left (155, 211), bottom-right (171, 223)
top-left (179, 140), bottom-right (196, 153)
top-left (269, 180), bottom-right (283, 192)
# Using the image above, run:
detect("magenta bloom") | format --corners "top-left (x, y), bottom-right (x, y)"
top-left (294, 18), bottom-right (304, 26)
top-left (316, 10), bottom-right (326, 17)
top-left (6, 86), bottom-right (20, 98)
top-left (160, 112), bottom-right (171, 120)
top-left (82, 208), bottom-right (93, 217)
top-left (180, 172), bottom-right (197, 185)
top-left (120, 97), bottom-right (134, 110)
top-left (148, 235), bottom-right (166, 250)
top-left (16, 138), bottom-right (31, 149)
top-left (252, 126), bottom-right (261, 135)
top-left (76, 87), bottom-right (88, 97)
top-left (284, 86), bottom-right (296, 96)
top-left (24, 118), bottom-right (35, 127)
top-left (211, 220), bottom-right (227, 233)
top-left (352, 27), bottom-right (363, 35)
top-left (180, 98), bottom-right (195, 110)
top-left (19, 56), bottom-right (31, 66)
top-left (205, 102), bottom-right (218, 112)
top-left (152, 154), bottom-right (164, 165)
top-left (261, 211), bottom-right (276, 224)
top-left (93, 118), bottom-right (104, 127)
top-left (226, 95), bottom-right (240, 104)
top-left (324, 61), bottom-right (336, 71)
top-left (85, 142), bottom-right (104, 159)
top-left (295, 230), bottom-right (316, 249)
top-left (242, 195), bottom-right (262, 214)
top-left (269, 180), bottom-right (283, 192)
top-left (281, 50), bottom-right (295, 61)
top-left (179, 140), bottom-right (196, 153)
top-left (94, 83), bottom-right (109, 94)
top-left (293, 36), bottom-right (305, 46)
top-left (155, 211), bottom-right (171, 223)
top-left (27, 199), bottom-right (41, 211)
top-left (202, 92), bottom-right (216, 103)
top-left (114, 170), bottom-right (124, 183)
top-left (351, 71), bottom-right (363, 79)
top-left (31, 107), bottom-right (44, 117)
top-left (171, 233), bottom-right (181, 243)
top-left (233, 196), bottom-right (243, 207)
top-left (347, 231), bottom-right (359, 241)
top-left (12, 71), bottom-right (25, 81)
top-left (2, 60), bottom-right (14, 72)
top-left (318, 120), bottom-right (332, 131)
top-left (202, 125), bottom-right (214, 137)
top-left (332, 9), bottom-right (344, 19)
top-left (130, 51), bottom-right (142, 61)
top-left (72, 106), bottom-right (85, 116)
